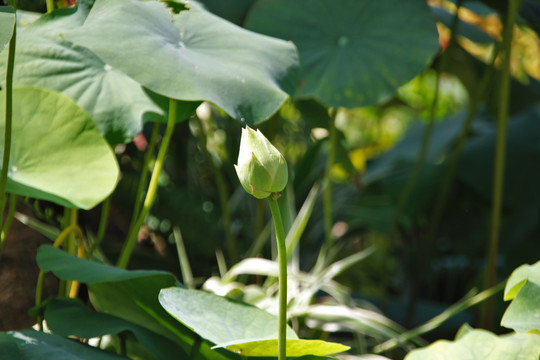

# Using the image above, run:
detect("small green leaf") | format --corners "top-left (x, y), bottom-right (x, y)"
top-left (44, 298), bottom-right (187, 360)
top-left (223, 338), bottom-right (349, 357)
top-left (65, 0), bottom-right (299, 124)
top-left (501, 280), bottom-right (540, 333)
top-left (405, 329), bottom-right (540, 360)
top-left (36, 246), bottom-right (231, 360)
top-left (159, 287), bottom-right (298, 346)
top-left (0, 332), bottom-right (20, 360)
top-left (503, 260), bottom-right (540, 301)
top-left (37, 245), bottom-right (171, 283)
top-left (0, 87), bottom-right (119, 210)
top-left (4, 330), bottom-right (129, 359)
top-left (0, 6), bottom-right (15, 53)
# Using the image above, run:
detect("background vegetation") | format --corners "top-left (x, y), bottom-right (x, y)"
top-left (1, 0), bottom-right (540, 359)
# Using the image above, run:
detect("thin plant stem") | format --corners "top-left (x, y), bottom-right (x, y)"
top-left (117, 99), bottom-right (177, 269)
top-left (0, 194), bottom-right (16, 250)
top-left (323, 108), bottom-right (338, 250)
top-left (131, 122), bottom-right (160, 223)
top-left (482, 0), bottom-right (519, 329)
top-left (0, 3), bottom-right (16, 246)
top-left (425, 44), bottom-right (500, 256)
top-left (35, 225), bottom-right (83, 330)
top-left (86, 196), bottom-right (111, 259)
top-left (393, 74), bottom-right (440, 234)
top-left (68, 244), bottom-right (85, 298)
top-left (401, 1), bottom-right (462, 326)
top-left (190, 334), bottom-right (202, 359)
top-left (267, 195), bottom-right (287, 360)
top-left (173, 225), bottom-right (194, 289)
top-left (374, 281), bottom-right (505, 353)
top-left (64, 208), bottom-right (78, 296)
top-left (192, 116), bottom-right (237, 262)
top-left (45, 0), bottom-right (55, 13)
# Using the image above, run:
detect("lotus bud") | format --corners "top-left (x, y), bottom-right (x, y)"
top-left (234, 126), bottom-right (288, 199)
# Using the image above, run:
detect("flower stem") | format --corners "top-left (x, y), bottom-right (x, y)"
top-left (267, 195), bottom-right (287, 360)
top-left (0, 2), bottom-right (16, 251)
top-left (323, 108), bottom-right (338, 250)
top-left (482, 0), bottom-right (519, 329)
top-left (117, 99), bottom-right (177, 269)
top-left (131, 122), bottom-right (160, 223)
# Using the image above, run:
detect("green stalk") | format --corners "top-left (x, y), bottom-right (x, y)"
top-left (0, 2), bottom-right (16, 245)
top-left (482, 0), bottom-right (519, 329)
top-left (268, 196), bottom-right (287, 360)
top-left (400, 1), bottom-right (462, 326)
top-left (0, 194), bottom-right (16, 247)
top-left (35, 225), bottom-right (83, 330)
top-left (323, 108), bottom-right (338, 249)
top-left (426, 44), bottom-right (500, 254)
top-left (117, 99), bottom-right (177, 269)
top-left (393, 74), bottom-right (440, 234)
top-left (64, 208), bottom-right (78, 296)
top-left (173, 225), bottom-right (194, 289)
top-left (131, 122), bottom-right (160, 222)
top-left (86, 196), bottom-right (111, 259)
top-left (45, 0), bottom-right (55, 13)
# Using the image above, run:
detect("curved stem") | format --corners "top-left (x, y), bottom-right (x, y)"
top-left (323, 108), bottom-right (338, 250)
top-left (35, 225), bottom-right (83, 330)
top-left (117, 99), bottom-right (177, 269)
top-left (0, 4), bottom-right (16, 245)
top-left (482, 0), bottom-right (519, 329)
top-left (401, 1), bottom-right (462, 326)
top-left (64, 208), bottom-right (78, 296)
top-left (393, 74), bottom-right (440, 234)
top-left (86, 196), bottom-right (110, 259)
top-left (268, 196), bottom-right (287, 360)
top-left (0, 194), bottom-right (16, 250)
top-left (131, 122), bottom-right (160, 223)
top-left (46, 0), bottom-right (55, 13)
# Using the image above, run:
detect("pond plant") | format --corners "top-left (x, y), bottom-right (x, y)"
top-left (0, 0), bottom-right (540, 359)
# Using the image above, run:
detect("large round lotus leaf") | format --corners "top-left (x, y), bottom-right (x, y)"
top-left (245, 0), bottom-right (440, 108)
top-left (64, 0), bottom-right (299, 125)
top-left (0, 6), bottom-right (15, 54)
top-left (0, 2), bottom-right (164, 145)
top-left (0, 87), bottom-right (119, 210)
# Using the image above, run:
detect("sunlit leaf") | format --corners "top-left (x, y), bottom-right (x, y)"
top-left (0, 6), bottom-right (15, 54)
top-left (0, 87), bottom-right (118, 210)
top-left (405, 329), bottom-right (540, 360)
top-left (503, 260), bottom-right (540, 300)
top-left (245, 0), bottom-right (439, 108)
top-left (222, 338), bottom-right (349, 357)
top-left (65, 0), bottom-right (299, 124)
top-left (501, 280), bottom-right (540, 333)
top-left (159, 287), bottom-right (298, 347)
